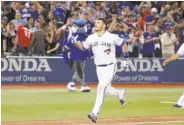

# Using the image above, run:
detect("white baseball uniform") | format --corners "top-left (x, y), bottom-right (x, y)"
top-left (176, 43), bottom-right (184, 107)
top-left (177, 43), bottom-right (184, 56)
top-left (83, 31), bottom-right (125, 116)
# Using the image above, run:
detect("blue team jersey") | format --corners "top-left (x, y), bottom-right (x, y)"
top-left (143, 32), bottom-right (157, 54)
top-left (66, 34), bottom-right (89, 61)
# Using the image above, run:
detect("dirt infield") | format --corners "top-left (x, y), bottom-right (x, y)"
top-left (2, 116), bottom-right (184, 125)
top-left (2, 84), bottom-right (184, 125)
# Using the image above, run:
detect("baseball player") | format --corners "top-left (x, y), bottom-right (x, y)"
top-left (163, 43), bottom-right (184, 108)
top-left (72, 18), bottom-right (128, 123)
top-left (63, 20), bottom-right (91, 92)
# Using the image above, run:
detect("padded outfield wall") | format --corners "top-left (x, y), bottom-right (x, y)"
top-left (1, 57), bottom-right (184, 84)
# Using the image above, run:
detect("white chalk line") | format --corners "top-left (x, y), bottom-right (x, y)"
top-left (160, 101), bottom-right (176, 104)
top-left (79, 120), bottom-right (184, 125)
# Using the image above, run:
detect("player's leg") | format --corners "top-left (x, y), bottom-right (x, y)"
top-left (105, 85), bottom-right (126, 107)
top-left (90, 64), bottom-right (115, 119)
top-left (173, 92), bottom-right (184, 108)
top-left (104, 64), bottom-right (126, 107)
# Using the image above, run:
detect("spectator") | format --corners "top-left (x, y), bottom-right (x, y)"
top-left (138, 2), bottom-right (150, 21)
top-left (134, 13), bottom-right (145, 31)
top-left (142, 23), bottom-right (159, 58)
top-left (46, 11), bottom-right (55, 23)
top-left (27, 17), bottom-right (34, 29)
top-left (160, 26), bottom-right (179, 58)
top-left (12, 25), bottom-right (33, 56)
top-left (47, 21), bottom-right (65, 55)
top-left (11, 12), bottom-right (27, 30)
top-left (2, 4), bottom-right (16, 22)
top-left (5, 22), bottom-right (16, 52)
top-left (1, 16), bottom-right (8, 35)
top-left (1, 33), bottom-right (7, 58)
top-left (30, 19), bottom-right (41, 32)
top-left (153, 20), bottom-right (163, 58)
top-left (1, 1), bottom-right (184, 58)
top-left (131, 28), bottom-right (142, 58)
top-left (29, 2), bottom-right (44, 20)
top-left (50, 4), bottom-right (56, 12)
top-left (175, 19), bottom-right (184, 44)
top-left (91, 2), bottom-right (106, 22)
top-left (30, 22), bottom-right (49, 56)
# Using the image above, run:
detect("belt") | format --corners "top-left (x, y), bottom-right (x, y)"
top-left (97, 63), bottom-right (113, 67)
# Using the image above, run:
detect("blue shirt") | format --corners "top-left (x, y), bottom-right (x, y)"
top-left (30, 27), bottom-right (40, 32)
top-left (143, 32), bottom-right (157, 54)
top-left (12, 19), bottom-right (27, 30)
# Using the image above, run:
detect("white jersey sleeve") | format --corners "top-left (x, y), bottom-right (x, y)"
top-left (83, 36), bottom-right (92, 49)
top-left (113, 34), bottom-right (125, 46)
top-left (177, 43), bottom-right (184, 56)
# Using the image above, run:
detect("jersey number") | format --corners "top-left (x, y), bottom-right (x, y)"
top-left (23, 27), bottom-right (31, 38)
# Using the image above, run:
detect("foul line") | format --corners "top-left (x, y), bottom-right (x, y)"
top-left (160, 101), bottom-right (176, 104)
top-left (79, 120), bottom-right (184, 125)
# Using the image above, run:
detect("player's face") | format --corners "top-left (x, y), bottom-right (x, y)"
top-left (94, 20), bottom-right (105, 32)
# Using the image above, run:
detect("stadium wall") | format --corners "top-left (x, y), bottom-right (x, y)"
top-left (1, 57), bottom-right (184, 84)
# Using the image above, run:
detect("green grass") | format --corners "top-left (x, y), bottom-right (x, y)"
top-left (2, 88), bottom-right (184, 122)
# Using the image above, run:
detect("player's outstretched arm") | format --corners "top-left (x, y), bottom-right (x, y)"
top-left (162, 53), bottom-right (181, 66)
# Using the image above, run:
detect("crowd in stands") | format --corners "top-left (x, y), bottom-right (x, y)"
top-left (1, 1), bottom-right (184, 58)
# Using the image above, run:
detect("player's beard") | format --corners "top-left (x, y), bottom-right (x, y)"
top-left (95, 26), bottom-right (103, 32)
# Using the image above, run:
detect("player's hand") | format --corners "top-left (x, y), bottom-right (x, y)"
top-left (162, 59), bottom-right (170, 66)
top-left (71, 35), bottom-right (79, 44)
top-left (121, 59), bottom-right (129, 69)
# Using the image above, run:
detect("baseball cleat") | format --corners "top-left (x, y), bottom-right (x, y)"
top-left (87, 113), bottom-right (97, 123)
top-left (120, 98), bottom-right (126, 108)
top-left (119, 89), bottom-right (126, 108)
top-left (81, 85), bottom-right (91, 92)
top-left (67, 82), bottom-right (77, 91)
top-left (173, 104), bottom-right (182, 108)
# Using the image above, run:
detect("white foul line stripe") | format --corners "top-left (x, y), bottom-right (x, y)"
top-left (79, 120), bottom-right (184, 125)
top-left (160, 101), bottom-right (177, 104)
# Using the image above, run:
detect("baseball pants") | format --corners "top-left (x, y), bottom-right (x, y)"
top-left (92, 63), bottom-right (121, 116)
top-left (177, 92), bottom-right (184, 107)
